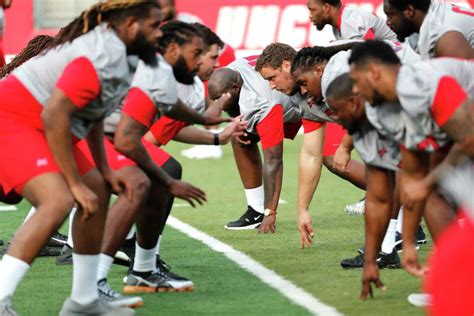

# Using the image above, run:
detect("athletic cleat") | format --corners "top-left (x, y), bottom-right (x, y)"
top-left (56, 245), bottom-right (73, 265)
top-left (181, 144), bottom-right (223, 160)
top-left (407, 293), bottom-right (432, 307)
top-left (224, 206), bottom-right (264, 230)
top-left (157, 257), bottom-right (191, 281)
top-left (2, 240), bottom-right (61, 257)
top-left (47, 232), bottom-right (68, 248)
top-left (376, 250), bottom-right (401, 269)
top-left (340, 252), bottom-right (364, 268)
top-left (0, 296), bottom-right (18, 316)
top-left (344, 198), bottom-right (365, 215)
top-left (98, 279), bottom-right (143, 309)
top-left (394, 225), bottom-right (426, 252)
top-left (341, 250), bottom-right (401, 269)
top-left (124, 271), bottom-right (194, 294)
top-left (416, 225), bottom-right (427, 244)
top-left (59, 298), bottom-right (135, 316)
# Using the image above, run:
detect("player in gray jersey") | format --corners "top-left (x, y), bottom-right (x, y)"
top-left (0, 1), bottom-right (163, 315)
top-left (256, 42), bottom-right (370, 246)
top-left (384, 0), bottom-right (474, 59)
top-left (349, 40), bottom-right (474, 278)
top-left (207, 55), bottom-right (303, 233)
top-left (307, 0), bottom-right (397, 41)
top-left (325, 73), bottom-right (405, 300)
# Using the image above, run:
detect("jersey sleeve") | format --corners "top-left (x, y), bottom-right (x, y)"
top-left (340, 10), bottom-right (371, 40)
top-left (149, 116), bottom-right (188, 146)
top-left (122, 87), bottom-right (157, 128)
top-left (431, 76), bottom-right (468, 127)
top-left (55, 57), bottom-right (101, 109)
top-left (256, 104), bottom-right (284, 150)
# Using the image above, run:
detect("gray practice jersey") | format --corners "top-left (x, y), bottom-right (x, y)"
top-left (352, 121), bottom-right (401, 171)
top-left (367, 58), bottom-right (474, 152)
top-left (177, 76), bottom-right (205, 114)
top-left (104, 55), bottom-right (178, 133)
top-left (13, 24), bottom-right (133, 139)
top-left (227, 56), bottom-right (302, 134)
top-left (416, 3), bottom-right (474, 60)
top-left (333, 5), bottom-right (397, 41)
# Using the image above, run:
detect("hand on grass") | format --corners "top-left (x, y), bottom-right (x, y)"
top-left (360, 263), bottom-right (386, 300)
top-left (298, 210), bottom-right (314, 249)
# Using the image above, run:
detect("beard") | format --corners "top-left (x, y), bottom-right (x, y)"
top-left (128, 31), bottom-right (157, 67)
top-left (173, 55), bottom-right (196, 84)
top-left (370, 90), bottom-right (386, 107)
top-left (395, 18), bottom-right (417, 42)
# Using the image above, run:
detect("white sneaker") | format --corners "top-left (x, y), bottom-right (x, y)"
top-left (407, 293), bottom-right (432, 307)
top-left (98, 279), bottom-right (143, 308)
top-left (181, 145), bottom-right (223, 160)
top-left (344, 199), bottom-right (365, 215)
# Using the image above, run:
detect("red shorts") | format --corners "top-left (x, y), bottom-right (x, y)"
top-left (303, 120), bottom-right (345, 157)
top-left (425, 212), bottom-right (474, 316)
top-left (0, 115), bottom-right (93, 195)
top-left (0, 78), bottom-right (93, 195)
top-left (149, 116), bottom-right (188, 146)
top-left (77, 137), bottom-right (172, 170)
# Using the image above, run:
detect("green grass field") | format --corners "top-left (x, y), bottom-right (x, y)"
top-left (0, 135), bottom-right (431, 315)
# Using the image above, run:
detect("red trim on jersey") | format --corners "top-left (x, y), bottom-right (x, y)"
top-left (122, 87), bottom-right (157, 128)
top-left (363, 28), bottom-right (376, 39)
top-left (431, 76), bottom-right (468, 127)
top-left (243, 55), bottom-right (260, 67)
top-left (218, 44), bottom-right (237, 67)
top-left (302, 118), bottom-right (324, 134)
top-left (337, 5), bottom-right (346, 31)
top-left (256, 104), bottom-right (284, 150)
top-left (149, 116), bottom-right (188, 146)
top-left (417, 136), bottom-right (441, 151)
top-left (56, 57), bottom-right (100, 109)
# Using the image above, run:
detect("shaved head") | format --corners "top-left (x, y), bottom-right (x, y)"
top-left (208, 68), bottom-right (243, 116)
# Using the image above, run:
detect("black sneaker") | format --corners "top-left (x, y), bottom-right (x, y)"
top-left (56, 244), bottom-right (73, 265)
top-left (47, 232), bottom-right (68, 248)
top-left (224, 206), bottom-right (264, 230)
top-left (416, 225), bottom-right (427, 244)
top-left (376, 250), bottom-right (401, 269)
top-left (157, 257), bottom-right (190, 281)
top-left (2, 240), bottom-right (61, 257)
top-left (341, 253), bottom-right (365, 268)
top-left (341, 250), bottom-right (401, 269)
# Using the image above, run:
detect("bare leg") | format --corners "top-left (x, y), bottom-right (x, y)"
top-left (231, 139), bottom-right (262, 189)
top-left (100, 166), bottom-right (150, 257)
top-left (323, 156), bottom-right (366, 190)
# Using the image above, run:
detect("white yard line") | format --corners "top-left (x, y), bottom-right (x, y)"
top-left (167, 215), bottom-right (342, 316)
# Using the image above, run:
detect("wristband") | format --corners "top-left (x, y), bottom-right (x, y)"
top-left (213, 133), bottom-right (220, 146)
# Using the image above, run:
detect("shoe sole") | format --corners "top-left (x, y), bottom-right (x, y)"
top-left (379, 263), bottom-right (402, 269)
top-left (123, 285), bottom-right (194, 294)
top-left (224, 223), bottom-right (261, 230)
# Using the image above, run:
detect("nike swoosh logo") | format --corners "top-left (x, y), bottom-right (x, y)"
top-left (254, 215), bottom-right (262, 221)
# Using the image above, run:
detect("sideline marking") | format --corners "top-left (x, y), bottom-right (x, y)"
top-left (0, 205), bottom-right (17, 212)
top-left (167, 215), bottom-right (342, 316)
top-left (174, 198), bottom-right (288, 208)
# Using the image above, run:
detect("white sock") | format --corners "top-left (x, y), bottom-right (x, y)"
top-left (244, 186), bottom-right (264, 214)
top-left (0, 255), bottom-right (30, 300)
top-left (126, 226), bottom-right (136, 240)
top-left (396, 208), bottom-right (403, 233)
top-left (381, 219), bottom-right (398, 254)
top-left (155, 235), bottom-right (162, 256)
top-left (133, 243), bottom-right (156, 273)
top-left (71, 253), bottom-right (99, 305)
top-left (23, 207), bottom-right (37, 224)
top-left (67, 208), bottom-right (77, 248)
top-left (96, 254), bottom-right (114, 282)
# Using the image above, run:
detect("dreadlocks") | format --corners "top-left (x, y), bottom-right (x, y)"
top-left (290, 42), bottom-right (356, 74)
top-left (157, 20), bottom-right (202, 54)
top-left (51, 0), bottom-right (160, 48)
top-left (0, 35), bottom-right (54, 78)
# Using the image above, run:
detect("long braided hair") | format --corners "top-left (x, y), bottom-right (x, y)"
top-left (50, 0), bottom-right (160, 48)
top-left (290, 42), bottom-right (356, 74)
top-left (0, 35), bottom-right (54, 78)
top-left (157, 20), bottom-right (202, 54)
